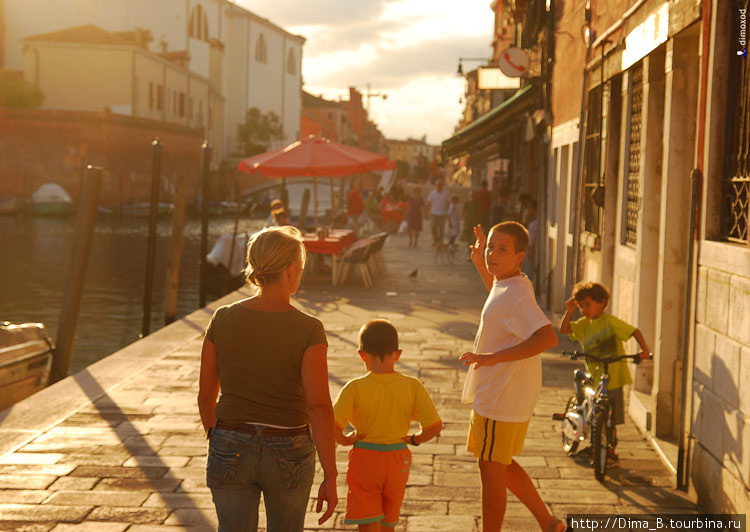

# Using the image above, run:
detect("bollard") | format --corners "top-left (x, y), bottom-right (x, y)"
top-left (224, 169), bottom-right (243, 294)
top-left (165, 174), bottom-right (188, 325)
top-left (50, 165), bottom-right (103, 384)
top-left (199, 141), bottom-right (211, 308)
top-left (141, 138), bottom-right (162, 337)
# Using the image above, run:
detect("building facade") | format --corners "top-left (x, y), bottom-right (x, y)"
top-left (2, 0), bottom-right (303, 163)
top-left (386, 137), bottom-right (440, 181)
top-left (543, 0), bottom-right (749, 513)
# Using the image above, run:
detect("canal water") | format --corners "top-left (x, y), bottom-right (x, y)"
top-left (0, 214), bottom-right (263, 374)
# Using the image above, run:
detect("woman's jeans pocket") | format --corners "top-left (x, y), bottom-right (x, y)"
top-left (279, 450), bottom-right (315, 489)
top-left (206, 438), bottom-right (241, 488)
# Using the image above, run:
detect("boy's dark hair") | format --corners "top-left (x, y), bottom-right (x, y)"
top-left (489, 221), bottom-right (529, 253)
top-left (359, 319), bottom-right (399, 361)
top-left (572, 281), bottom-right (610, 306)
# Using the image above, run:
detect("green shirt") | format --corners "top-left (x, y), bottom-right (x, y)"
top-left (568, 313), bottom-right (636, 390)
top-left (206, 301), bottom-right (327, 426)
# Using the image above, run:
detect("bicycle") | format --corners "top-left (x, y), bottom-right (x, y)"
top-left (552, 350), bottom-right (651, 482)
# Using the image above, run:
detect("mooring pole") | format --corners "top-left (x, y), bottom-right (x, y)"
top-left (199, 140), bottom-right (211, 308)
top-left (165, 174), bottom-right (188, 325)
top-left (141, 138), bottom-right (162, 337)
top-left (50, 165), bottom-right (103, 384)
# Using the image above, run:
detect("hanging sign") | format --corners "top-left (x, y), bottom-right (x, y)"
top-left (498, 47), bottom-right (530, 78)
top-left (477, 67), bottom-right (521, 89)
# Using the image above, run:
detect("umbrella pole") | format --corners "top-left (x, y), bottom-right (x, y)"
top-left (330, 177), bottom-right (335, 214)
top-left (314, 177), bottom-right (318, 226)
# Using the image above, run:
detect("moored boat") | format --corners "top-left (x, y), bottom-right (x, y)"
top-left (31, 183), bottom-right (75, 216)
top-left (0, 322), bottom-right (54, 411)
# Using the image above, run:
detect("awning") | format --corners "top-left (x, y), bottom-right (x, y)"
top-left (442, 84), bottom-right (537, 158)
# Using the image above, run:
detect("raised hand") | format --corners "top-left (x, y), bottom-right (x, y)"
top-left (470, 224), bottom-right (487, 265)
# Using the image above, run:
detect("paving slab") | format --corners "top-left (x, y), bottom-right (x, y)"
top-left (0, 233), bottom-right (698, 530)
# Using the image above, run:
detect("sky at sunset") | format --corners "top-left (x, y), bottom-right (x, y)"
top-left (238, 0), bottom-right (495, 145)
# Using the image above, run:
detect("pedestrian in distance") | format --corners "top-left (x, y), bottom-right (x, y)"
top-left (477, 179), bottom-right (492, 233)
top-left (333, 319), bottom-right (443, 531)
top-left (462, 190), bottom-right (481, 260)
top-left (198, 226), bottom-right (338, 532)
top-left (559, 281), bottom-right (652, 463)
top-left (406, 186), bottom-right (425, 247)
top-left (459, 222), bottom-right (567, 532)
top-left (424, 180), bottom-right (451, 248)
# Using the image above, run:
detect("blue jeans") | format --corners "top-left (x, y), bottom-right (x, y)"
top-left (206, 427), bottom-right (315, 532)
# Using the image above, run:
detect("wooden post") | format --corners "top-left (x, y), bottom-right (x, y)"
top-left (141, 138), bottom-right (162, 337)
top-left (199, 141), bottom-right (211, 308)
top-left (50, 165), bottom-right (103, 384)
top-left (165, 174), bottom-right (188, 325)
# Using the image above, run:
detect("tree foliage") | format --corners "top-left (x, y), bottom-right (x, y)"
top-left (0, 69), bottom-right (44, 108)
top-left (236, 107), bottom-right (284, 156)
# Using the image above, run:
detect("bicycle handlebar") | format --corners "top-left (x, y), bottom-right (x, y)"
top-left (561, 350), bottom-right (652, 364)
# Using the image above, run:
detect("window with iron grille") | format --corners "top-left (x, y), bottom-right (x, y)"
top-left (583, 84), bottom-right (603, 235)
top-left (624, 63), bottom-right (643, 247)
top-left (722, 0), bottom-right (750, 245)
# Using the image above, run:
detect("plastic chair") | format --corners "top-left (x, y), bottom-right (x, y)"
top-left (338, 241), bottom-right (374, 288)
top-left (367, 232), bottom-right (389, 275)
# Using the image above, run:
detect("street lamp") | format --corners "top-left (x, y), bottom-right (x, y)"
top-left (456, 57), bottom-right (491, 76)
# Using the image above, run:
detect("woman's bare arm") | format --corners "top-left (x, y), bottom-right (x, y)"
top-left (301, 343), bottom-right (338, 524)
top-left (197, 337), bottom-right (220, 435)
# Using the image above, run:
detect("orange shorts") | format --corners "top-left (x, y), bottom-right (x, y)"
top-left (344, 442), bottom-right (412, 528)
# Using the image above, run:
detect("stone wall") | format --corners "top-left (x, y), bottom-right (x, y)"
top-left (692, 241), bottom-right (750, 513)
top-left (0, 107), bottom-right (206, 208)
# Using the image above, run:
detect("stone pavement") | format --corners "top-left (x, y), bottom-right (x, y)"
top-left (0, 232), bottom-right (698, 531)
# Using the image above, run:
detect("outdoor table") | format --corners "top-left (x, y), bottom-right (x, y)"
top-left (302, 232), bottom-right (355, 286)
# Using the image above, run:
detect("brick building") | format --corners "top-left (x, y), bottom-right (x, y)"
top-left (443, 0), bottom-right (750, 514)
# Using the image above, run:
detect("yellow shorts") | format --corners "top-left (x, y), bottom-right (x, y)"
top-left (466, 410), bottom-right (529, 464)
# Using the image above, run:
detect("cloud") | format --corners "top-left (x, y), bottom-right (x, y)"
top-left (303, 34), bottom-right (492, 90)
top-left (237, 0), bottom-right (394, 25)
top-left (237, 0), bottom-right (495, 143)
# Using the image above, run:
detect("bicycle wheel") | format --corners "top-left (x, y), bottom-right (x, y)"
top-left (592, 405), bottom-right (609, 482)
top-left (561, 394), bottom-right (579, 454)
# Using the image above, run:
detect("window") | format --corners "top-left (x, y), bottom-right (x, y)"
top-left (255, 33), bottom-right (267, 63)
top-left (722, 0), bottom-right (750, 244)
top-left (583, 84), bottom-right (604, 235)
top-left (623, 62), bottom-right (643, 247)
top-left (149, 82), bottom-right (154, 109)
top-left (156, 84), bottom-right (163, 111)
top-left (179, 92), bottom-right (186, 117)
top-left (287, 48), bottom-right (296, 75)
top-left (188, 3), bottom-right (209, 42)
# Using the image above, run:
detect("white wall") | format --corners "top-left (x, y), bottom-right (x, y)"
top-left (4, 0), bottom-right (304, 160)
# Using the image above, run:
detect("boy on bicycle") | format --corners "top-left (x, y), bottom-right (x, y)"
top-left (559, 281), bottom-right (651, 463)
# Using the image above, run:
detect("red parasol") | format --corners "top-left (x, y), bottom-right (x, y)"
top-left (238, 136), bottom-right (396, 224)
top-left (238, 135), bottom-right (396, 177)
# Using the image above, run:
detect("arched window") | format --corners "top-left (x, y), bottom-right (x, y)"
top-left (188, 3), bottom-right (209, 42)
top-left (287, 48), bottom-right (296, 75)
top-left (255, 34), bottom-right (267, 63)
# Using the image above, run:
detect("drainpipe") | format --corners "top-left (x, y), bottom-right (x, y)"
top-left (569, 47), bottom-right (591, 289)
top-left (676, 0), bottom-right (711, 492)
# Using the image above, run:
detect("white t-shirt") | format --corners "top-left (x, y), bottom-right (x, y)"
top-left (462, 275), bottom-right (550, 422)
top-left (426, 188), bottom-right (451, 216)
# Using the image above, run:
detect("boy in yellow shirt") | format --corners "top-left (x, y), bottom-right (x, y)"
top-left (560, 281), bottom-right (651, 461)
top-left (334, 319), bottom-right (443, 531)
